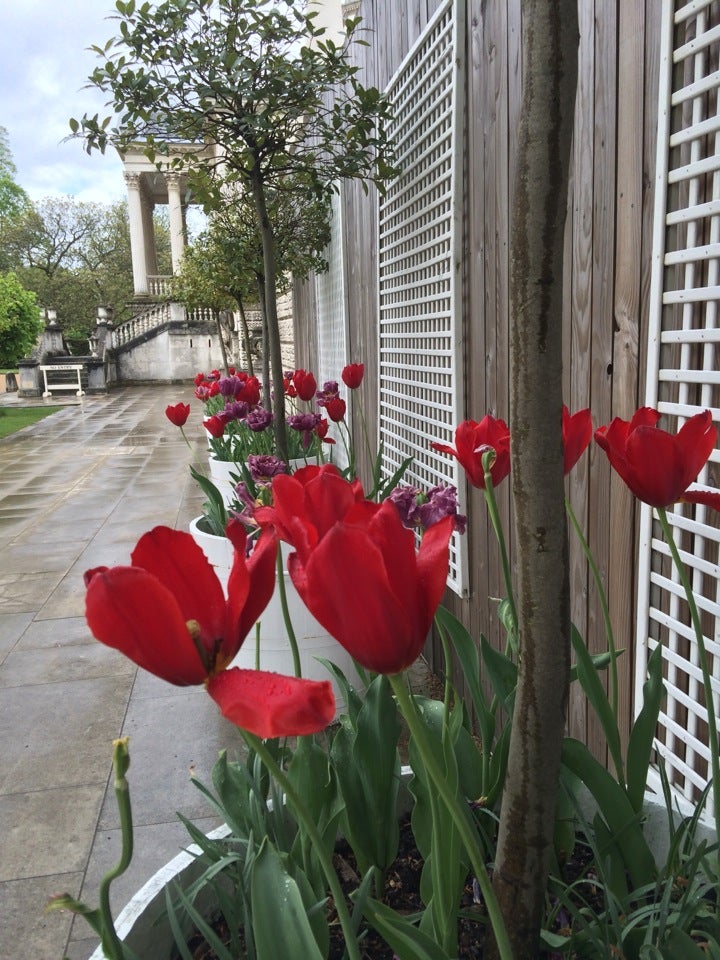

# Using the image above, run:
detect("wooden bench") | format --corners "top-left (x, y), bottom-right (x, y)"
top-left (39, 364), bottom-right (85, 398)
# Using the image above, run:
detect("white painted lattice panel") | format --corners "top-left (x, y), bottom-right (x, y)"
top-left (377, 0), bottom-right (468, 595)
top-left (315, 189), bottom-right (349, 467)
top-left (638, 0), bottom-right (720, 817)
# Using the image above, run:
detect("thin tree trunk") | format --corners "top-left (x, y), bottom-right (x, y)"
top-left (488, 4), bottom-right (578, 958)
top-left (234, 295), bottom-right (254, 377)
top-left (256, 275), bottom-right (271, 410)
top-left (214, 309), bottom-right (229, 374)
top-left (250, 166), bottom-right (289, 462)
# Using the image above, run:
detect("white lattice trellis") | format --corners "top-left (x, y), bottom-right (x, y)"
top-left (638, 0), bottom-right (720, 817)
top-left (377, 0), bottom-right (467, 595)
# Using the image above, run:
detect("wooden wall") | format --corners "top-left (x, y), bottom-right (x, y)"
top-left (295, 0), bottom-right (662, 761)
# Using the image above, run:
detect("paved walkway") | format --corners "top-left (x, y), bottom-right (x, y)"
top-left (0, 385), bottom-right (248, 960)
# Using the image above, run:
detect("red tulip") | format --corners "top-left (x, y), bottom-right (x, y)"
top-left (237, 375), bottom-right (261, 406)
top-left (315, 418), bottom-right (336, 444)
top-left (595, 408), bottom-right (720, 510)
top-left (84, 524), bottom-right (334, 737)
top-left (431, 416), bottom-right (511, 489)
top-left (288, 499), bottom-right (454, 674)
top-left (341, 363), bottom-right (364, 389)
top-left (165, 402), bottom-right (190, 427)
top-left (256, 463), bottom-right (366, 563)
top-left (292, 369), bottom-right (317, 402)
top-left (325, 396), bottom-right (346, 423)
top-left (204, 415), bottom-right (225, 438)
top-left (563, 406), bottom-right (593, 474)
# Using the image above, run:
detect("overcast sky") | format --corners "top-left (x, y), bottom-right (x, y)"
top-left (0, 0), bottom-right (126, 205)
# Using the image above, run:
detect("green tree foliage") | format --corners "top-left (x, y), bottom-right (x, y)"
top-left (0, 127), bottom-right (30, 223)
top-left (73, 0), bottom-right (395, 459)
top-left (2, 197), bottom-right (170, 346)
top-left (0, 272), bottom-right (43, 367)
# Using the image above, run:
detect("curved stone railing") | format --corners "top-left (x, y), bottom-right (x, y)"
top-left (111, 304), bottom-right (171, 348)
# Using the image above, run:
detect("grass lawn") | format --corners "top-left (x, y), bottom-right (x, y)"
top-left (0, 405), bottom-right (64, 439)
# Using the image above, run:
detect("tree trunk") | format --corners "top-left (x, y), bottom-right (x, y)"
top-left (488, 4), bottom-right (579, 958)
top-left (256, 275), bottom-right (271, 411)
top-left (214, 309), bottom-right (230, 374)
top-left (249, 165), bottom-right (289, 462)
top-left (234, 295), bottom-right (254, 377)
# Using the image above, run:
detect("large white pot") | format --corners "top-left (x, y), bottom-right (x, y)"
top-left (207, 455), bottom-right (242, 507)
top-left (188, 517), bottom-right (362, 714)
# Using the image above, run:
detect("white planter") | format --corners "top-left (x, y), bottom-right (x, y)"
top-left (208, 455), bottom-right (242, 507)
top-left (188, 517), bottom-right (362, 715)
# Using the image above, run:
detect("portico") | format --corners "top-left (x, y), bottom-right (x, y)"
top-left (119, 144), bottom-right (214, 299)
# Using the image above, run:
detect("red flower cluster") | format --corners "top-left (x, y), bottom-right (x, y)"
top-left (84, 522), bottom-right (335, 738)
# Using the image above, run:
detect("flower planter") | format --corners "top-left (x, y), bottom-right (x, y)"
top-left (207, 455), bottom-right (242, 507)
top-left (188, 516), bottom-right (362, 715)
top-left (88, 768), bottom-right (415, 960)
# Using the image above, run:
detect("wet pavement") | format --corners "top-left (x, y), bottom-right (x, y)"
top-left (0, 385), bottom-right (248, 960)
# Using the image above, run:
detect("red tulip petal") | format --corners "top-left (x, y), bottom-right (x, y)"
top-left (289, 525), bottom-right (418, 674)
top-left (223, 527), bottom-right (278, 663)
top-left (562, 407), bottom-right (593, 474)
top-left (207, 668), bottom-right (334, 737)
top-left (416, 515), bottom-right (454, 625)
top-left (679, 488), bottom-right (720, 512)
top-left (85, 566), bottom-right (207, 685)
top-left (675, 412), bottom-right (717, 488)
top-left (131, 527), bottom-right (227, 654)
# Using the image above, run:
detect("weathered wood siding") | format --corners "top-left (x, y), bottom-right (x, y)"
top-left (294, 0), bottom-right (661, 761)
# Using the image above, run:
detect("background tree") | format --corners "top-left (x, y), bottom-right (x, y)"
top-left (488, 2), bottom-right (579, 957)
top-left (73, 0), bottom-right (394, 460)
top-left (0, 128), bottom-right (32, 272)
top-left (2, 197), bottom-right (170, 346)
top-left (0, 272), bottom-right (42, 367)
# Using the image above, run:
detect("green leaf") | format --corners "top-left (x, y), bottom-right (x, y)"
top-left (626, 645), bottom-right (665, 813)
top-left (562, 738), bottom-right (657, 891)
top-left (435, 607), bottom-right (495, 748)
top-left (250, 839), bottom-right (326, 960)
top-left (363, 898), bottom-right (453, 960)
top-left (570, 624), bottom-right (624, 783)
top-left (480, 635), bottom-right (517, 713)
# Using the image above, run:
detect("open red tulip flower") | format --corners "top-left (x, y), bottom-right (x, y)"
top-left (165, 402), bottom-right (190, 427)
top-left (431, 416), bottom-right (511, 489)
top-left (255, 463), bottom-right (366, 563)
top-left (341, 362), bottom-right (364, 389)
top-left (84, 522), bottom-right (335, 737)
top-left (286, 497), bottom-right (454, 675)
top-left (563, 405), bottom-right (593, 475)
top-left (595, 407), bottom-right (720, 511)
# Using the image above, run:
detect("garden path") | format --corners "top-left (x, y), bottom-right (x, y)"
top-left (0, 385), bottom-right (243, 960)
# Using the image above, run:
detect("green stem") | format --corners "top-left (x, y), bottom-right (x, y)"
top-left (241, 732), bottom-right (363, 960)
top-left (98, 739), bottom-right (134, 960)
top-left (657, 507), bottom-right (720, 846)
top-left (276, 547), bottom-right (302, 678)
top-left (565, 498), bottom-right (620, 728)
top-left (482, 467), bottom-right (518, 656)
top-left (357, 397), bottom-right (375, 475)
top-left (388, 674), bottom-right (514, 960)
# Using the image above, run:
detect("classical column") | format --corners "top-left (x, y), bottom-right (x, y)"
top-left (165, 172), bottom-right (187, 273)
top-left (124, 172), bottom-right (150, 297)
top-left (140, 194), bottom-right (158, 279)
